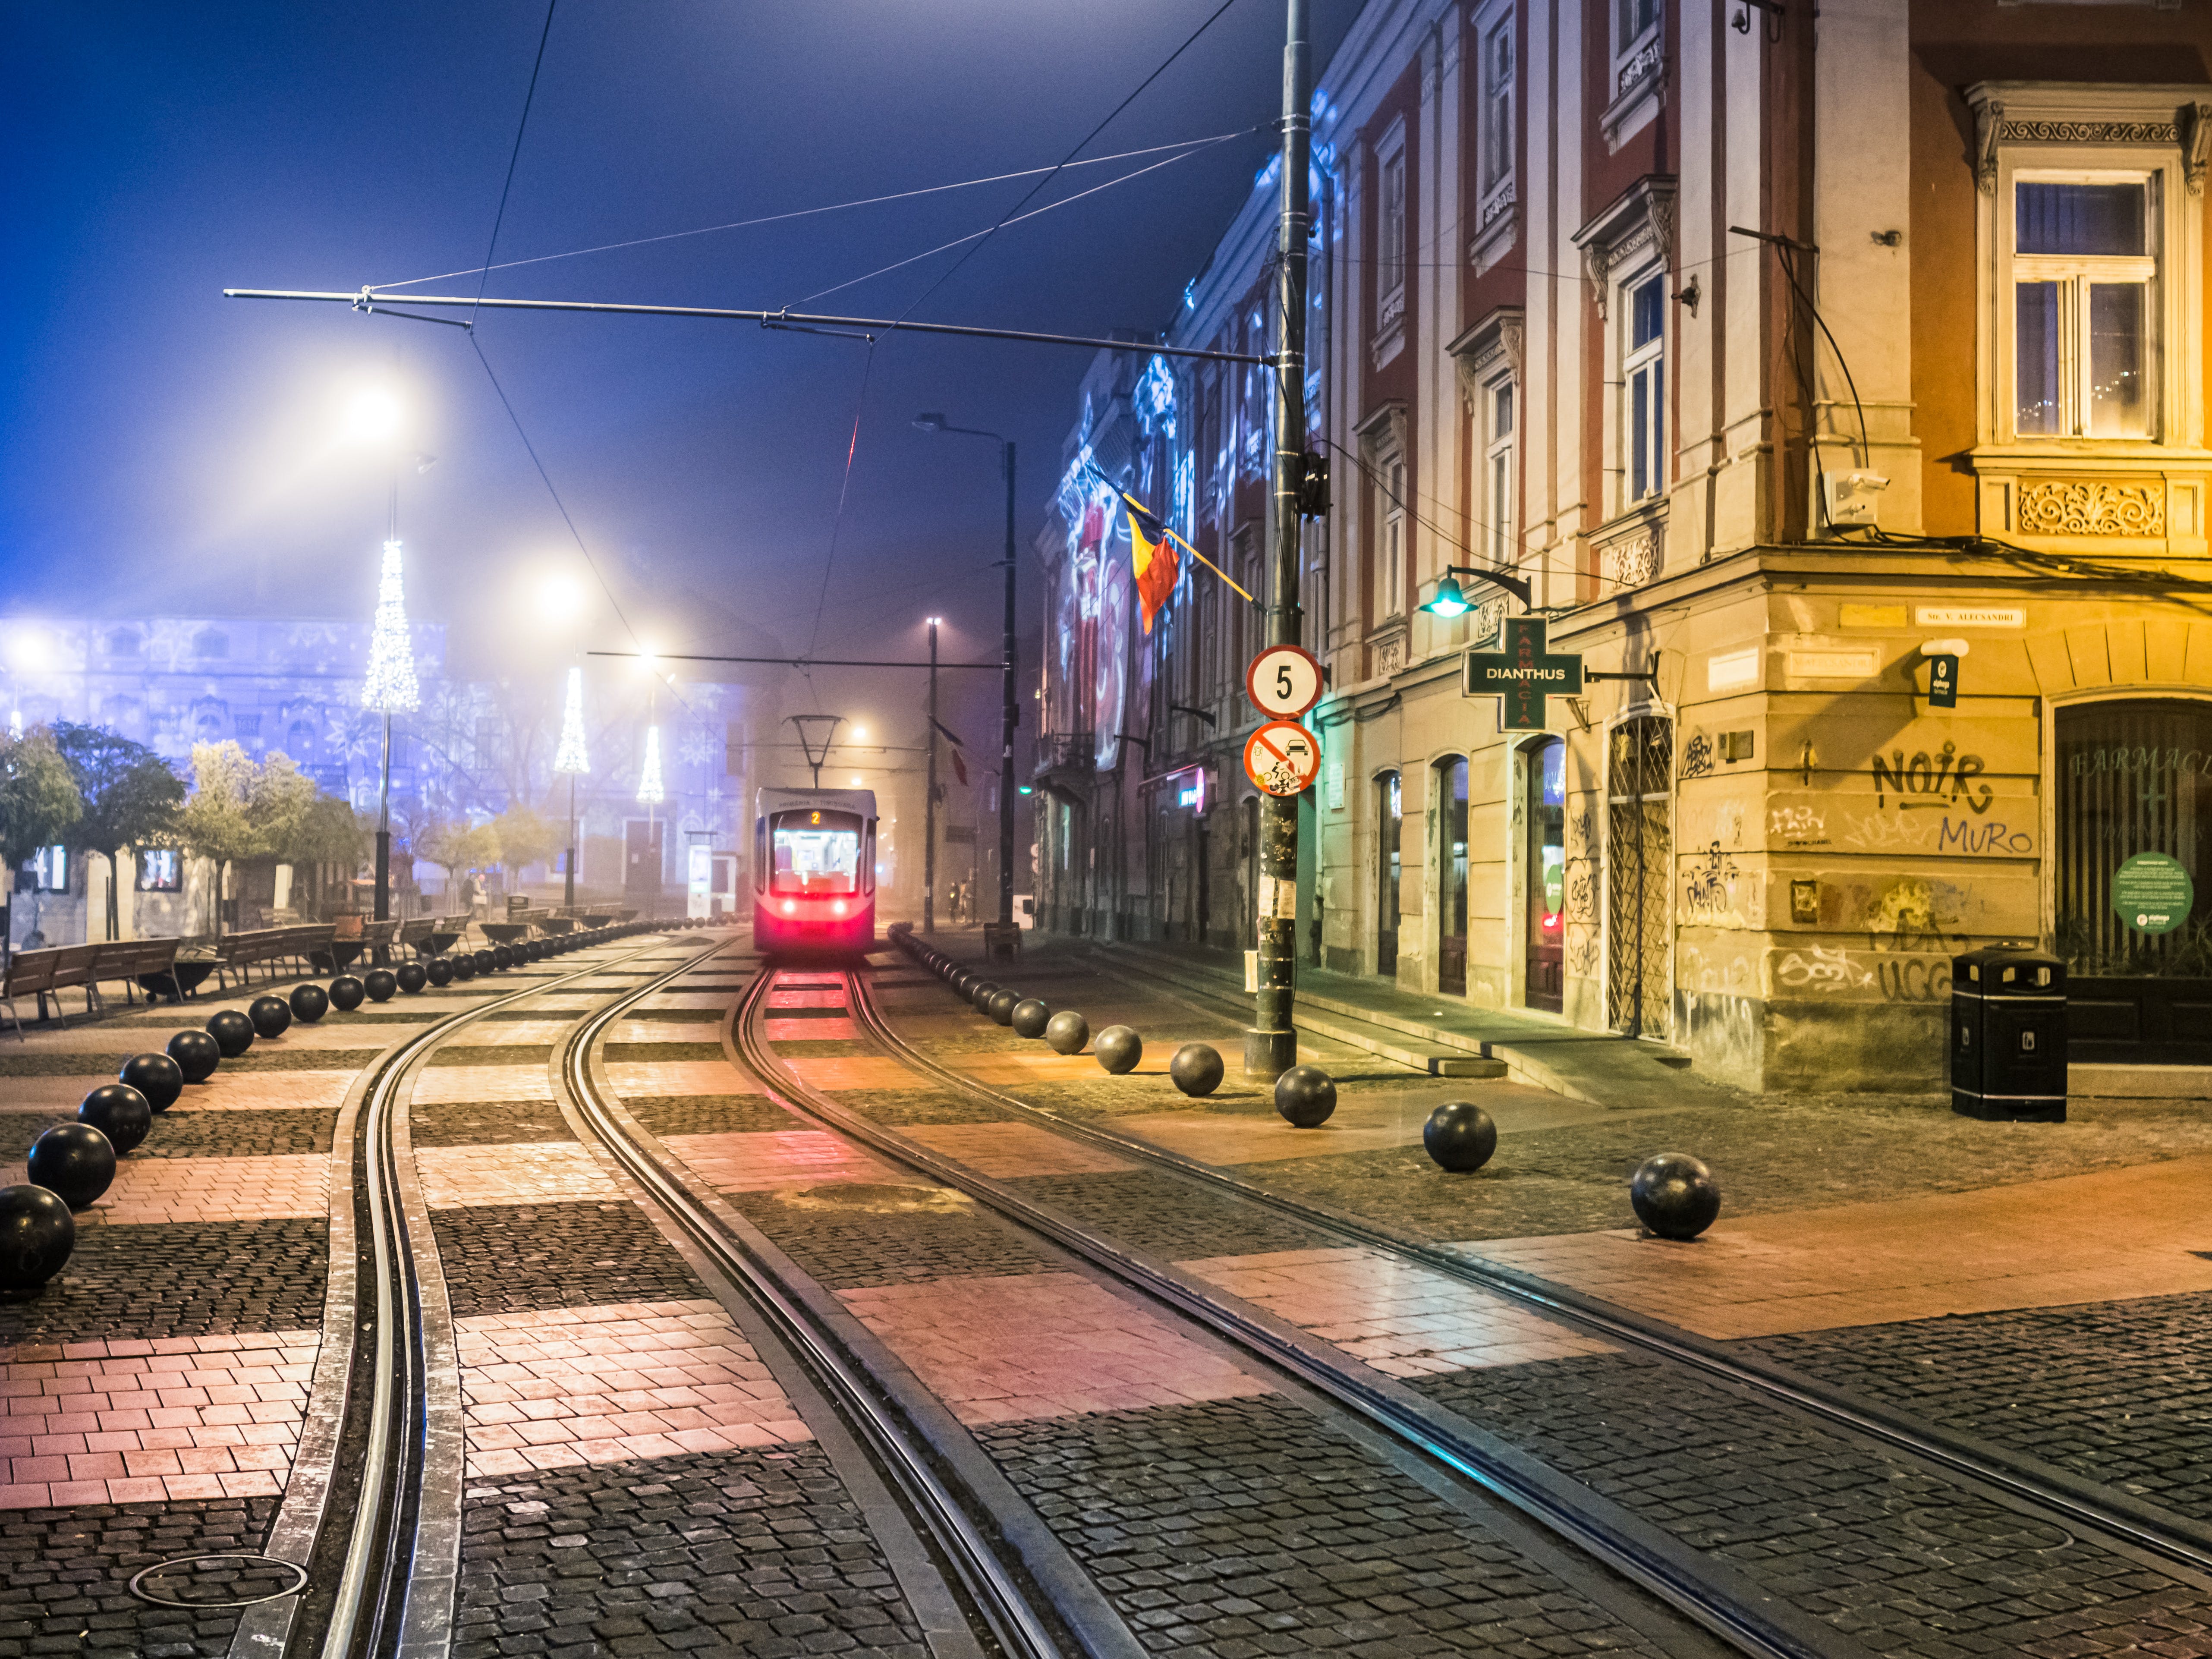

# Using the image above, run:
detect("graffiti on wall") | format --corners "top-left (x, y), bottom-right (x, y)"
top-left (1871, 741), bottom-right (1993, 814)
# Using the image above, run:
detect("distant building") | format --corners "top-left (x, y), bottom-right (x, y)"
top-left (1035, 0), bottom-right (2212, 1090)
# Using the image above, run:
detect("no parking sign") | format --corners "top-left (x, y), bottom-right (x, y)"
top-left (1243, 720), bottom-right (1320, 797)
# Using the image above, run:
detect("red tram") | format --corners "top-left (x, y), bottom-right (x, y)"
top-left (753, 787), bottom-right (877, 954)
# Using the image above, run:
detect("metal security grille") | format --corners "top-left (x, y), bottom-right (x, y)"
top-left (1606, 715), bottom-right (1673, 1039)
top-left (2055, 699), bottom-right (2212, 974)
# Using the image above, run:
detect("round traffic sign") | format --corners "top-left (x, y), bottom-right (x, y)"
top-left (1244, 719), bottom-right (1321, 797)
top-left (1246, 645), bottom-right (1324, 718)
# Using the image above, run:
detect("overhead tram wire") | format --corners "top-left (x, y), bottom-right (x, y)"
top-left (472, 0), bottom-right (557, 329)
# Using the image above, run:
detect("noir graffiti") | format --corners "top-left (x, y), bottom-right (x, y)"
top-left (1872, 742), bottom-right (1994, 814)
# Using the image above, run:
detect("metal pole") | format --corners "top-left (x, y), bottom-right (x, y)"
top-left (925, 619), bottom-right (939, 935)
top-left (564, 773), bottom-right (577, 908)
top-left (1247, 0), bottom-right (1310, 1081)
top-left (374, 711), bottom-right (392, 924)
top-left (1000, 441), bottom-right (1018, 928)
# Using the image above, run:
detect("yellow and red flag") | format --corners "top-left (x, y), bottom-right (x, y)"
top-left (1123, 494), bottom-right (1181, 634)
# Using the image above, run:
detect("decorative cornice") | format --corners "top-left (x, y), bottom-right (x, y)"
top-left (2017, 479), bottom-right (2165, 538)
top-left (1571, 176), bottom-right (1678, 320)
top-left (1447, 307), bottom-right (1526, 411)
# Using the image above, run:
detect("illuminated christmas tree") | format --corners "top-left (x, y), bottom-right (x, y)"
top-left (554, 667), bottom-right (589, 775)
top-left (362, 539), bottom-right (420, 714)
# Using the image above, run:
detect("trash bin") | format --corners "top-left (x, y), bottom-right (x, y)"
top-left (1951, 946), bottom-right (2067, 1122)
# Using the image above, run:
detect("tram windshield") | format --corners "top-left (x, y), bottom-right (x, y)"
top-left (770, 810), bottom-right (862, 895)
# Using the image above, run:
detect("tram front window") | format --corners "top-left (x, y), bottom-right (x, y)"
top-left (771, 812), bottom-right (861, 895)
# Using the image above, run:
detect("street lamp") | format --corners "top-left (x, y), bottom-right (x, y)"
top-left (924, 617), bottom-right (941, 934)
top-left (913, 413), bottom-right (1018, 933)
top-left (1419, 564), bottom-right (1532, 616)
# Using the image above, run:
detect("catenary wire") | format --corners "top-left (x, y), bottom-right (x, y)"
top-left (472, 0), bottom-right (558, 329)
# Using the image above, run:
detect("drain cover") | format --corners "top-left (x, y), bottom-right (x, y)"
top-left (129, 1554), bottom-right (308, 1609)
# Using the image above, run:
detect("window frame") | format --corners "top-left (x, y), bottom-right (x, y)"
top-left (1618, 266), bottom-right (1667, 511)
top-left (2008, 169), bottom-right (2161, 442)
top-left (1484, 375), bottom-right (1517, 567)
top-left (1373, 122), bottom-right (1410, 341)
top-left (1376, 455), bottom-right (1407, 622)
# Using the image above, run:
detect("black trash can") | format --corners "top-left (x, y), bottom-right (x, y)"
top-left (1951, 947), bottom-right (2067, 1122)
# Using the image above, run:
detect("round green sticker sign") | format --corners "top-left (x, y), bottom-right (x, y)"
top-left (2111, 852), bottom-right (2194, 935)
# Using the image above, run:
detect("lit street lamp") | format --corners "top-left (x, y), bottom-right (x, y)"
top-left (913, 413), bottom-right (1018, 931)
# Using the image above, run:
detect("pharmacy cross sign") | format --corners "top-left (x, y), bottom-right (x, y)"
top-left (1461, 617), bottom-right (1584, 730)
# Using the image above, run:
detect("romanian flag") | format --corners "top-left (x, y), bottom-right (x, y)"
top-left (1124, 494), bottom-right (1180, 634)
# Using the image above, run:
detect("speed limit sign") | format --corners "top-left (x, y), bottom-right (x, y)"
top-left (1246, 644), bottom-right (1323, 718)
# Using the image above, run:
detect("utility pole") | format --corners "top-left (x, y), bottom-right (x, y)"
top-left (1248, 0), bottom-right (1311, 1080)
top-left (924, 617), bottom-right (940, 935)
top-left (999, 443), bottom-right (1018, 928)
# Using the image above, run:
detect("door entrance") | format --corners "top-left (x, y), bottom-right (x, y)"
top-left (1524, 738), bottom-right (1564, 1012)
top-left (1437, 756), bottom-right (1469, 996)
top-left (2056, 698), bottom-right (2212, 1063)
top-left (623, 819), bottom-right (665, 907)
top-left (1377, 772), bottom-right (1401, 976)
top-left (1606, 716), bottom-right (1672, 1040)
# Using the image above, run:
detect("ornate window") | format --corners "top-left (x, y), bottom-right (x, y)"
top-left (1468, 2), bottom-right (1517, 274)
top-left (1605, 0), bottom-right (1663, 152)
top-left (1378, 459), bottom-right (1406, 620)
top-left (1575, 179), bottom-right (1675, 580)
top-left (1450, 305), bottom-right (1526, 585)
top-left (1373, 123), bottom-right (1409, 354)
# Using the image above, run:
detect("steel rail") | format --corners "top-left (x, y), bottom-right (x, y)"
top-left (558, 954), bottom-right (1072, 1659)
top-left (863, 941), bottom-right (2212, 1585)
top-left (303, 936), bottom-right (701, 1659)
top-left (751, 965), bottom-right (1862, 1659)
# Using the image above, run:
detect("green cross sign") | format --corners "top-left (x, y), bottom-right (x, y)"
top-left (1462, 617), bottom-right (1584, 730)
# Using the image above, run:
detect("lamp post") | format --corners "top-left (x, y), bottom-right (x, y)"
top-left (913, 414), bottom-right (1018, 929)
top-left (554, 666), bottom-right (589, 910)
top-left (637, 710), bottom-right (664, 921)
top-left (924, 617), bottom-right (940, 934)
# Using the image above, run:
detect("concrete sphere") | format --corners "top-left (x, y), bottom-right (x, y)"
top-left (1044, 1011), bottom-right (1090, 1055)
top-left (426, 958), bottom-right (455, 987)
top-left (490, 947), bottom-right (513, 972)
top-left (969, 980), bottom-right (1001, 1012)
top-left (247, 995), bottom-right (292, 1039)
top-left (1630, 1153), bottom-right (1722, 1241)
top-left (1274, 1065), bottom-right (1337, 1128)
top-left (1422, 1102), bottom-right (1498, 1172)
top-left (986, 988), bottom-right (1019, 1025)
top-left (205, 1010), bottom-right (255, 1058)
top-left (1169, 1042), bottom-right (1224, 1097)
top-left (79, 1084), bottom-right (151, 1156)
top-left (450, 955), bottom-right (477, 982)
top-left (1010, 999), bottom-right (1052, 1039)
top-left (396, 962), bottom-right (428, 994)
top-left (0, 1186), bottom-right (76, 1297)
top-left (1093, 1026), bottom-right (1142, 1074)
top-left (473, 950), bottom-right (497, 976)
top-left (166, 1029), bottom-right (220, 1083)
top-left (290, 983), bottom-right (330, 1023)
top-left (363, 968), bottom-right (397, 1003)
top-left (119, 1052), bottom-right (184, 1113)
top-left (329, 975), bottom-right (367, 1011)
top-left (28, 1124), bottom-right (115, 1210)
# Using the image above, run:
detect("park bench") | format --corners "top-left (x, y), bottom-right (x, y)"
top-left (220, 924), bottom-right (337, 988)
top-left (90, 937), bottom-right (183, 1006)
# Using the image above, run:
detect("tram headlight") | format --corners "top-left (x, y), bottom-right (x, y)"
top-left (781, 900), bottom-right (796, 915)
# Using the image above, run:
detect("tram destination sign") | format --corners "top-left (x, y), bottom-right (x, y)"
top-left (1462, 617), bottom-right (1584, 730)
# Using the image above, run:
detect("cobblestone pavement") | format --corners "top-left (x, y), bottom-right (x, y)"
top-left (1744, 1291), bottom-right (2212, 1525)
top-left (413, 1099), bottom-right (577, 1146)
top-left (977, 1395), bottom-right (1671, 1658)
top-left (455, 1448), bottom-right (929, 1659)
top-left (1007, 1168), bottom-right (1332, 1260)
top-left (0, 1219), bottom-right (327, 1346)
top-left (0, 1493), bottom-right (280, 1658)
top-left (1, 1109), bottom-right (336, 1161)
top-left (1416, 1353), bottom-right (2212, 1657)
top-left (727, 1186), bottom-right (1056, 1289)
top-left (431, 1200), bottom-right (710, 1318)
top-left (627, 1093), bottom-right (800, 1136)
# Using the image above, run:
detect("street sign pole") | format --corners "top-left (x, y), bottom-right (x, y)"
top-left (1249, 0), bottom-right (1311, 1081)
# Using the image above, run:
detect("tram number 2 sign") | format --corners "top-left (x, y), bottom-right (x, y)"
top-left (1246, 645), bottom-right (1324, 719)
top-left (1244, 720), bottom-right (1322, 798)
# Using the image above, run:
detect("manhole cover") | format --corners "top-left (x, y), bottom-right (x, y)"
top-left (129, 1554), bottom-right (309, 1608)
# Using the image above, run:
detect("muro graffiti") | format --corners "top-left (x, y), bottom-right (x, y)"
top-left (1872, 741), bottom-right (1993, 814)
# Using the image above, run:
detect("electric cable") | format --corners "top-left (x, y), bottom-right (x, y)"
top-left (473, 1), bottom-right (558, 329)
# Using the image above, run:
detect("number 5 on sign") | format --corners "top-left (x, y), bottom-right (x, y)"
top-left (1246, 645), bottom-right (1323, 718)
top-left (1244, 719), bottom-right (1321, 798)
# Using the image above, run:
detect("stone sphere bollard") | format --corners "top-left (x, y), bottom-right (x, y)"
top-left (1093, 1026), bottom-right (1142, 1074)
top-left (986, 988), bottom-right (1019, 1025)
top-left (1274, 1065), bottom-right (1337, 1127)
top-left (450, 955), bottom-right (477, 982)
top-left (79, 1084), bottom-right (152, 1156)
top-left (0, 1186), bottom-right (76, 1297)
top-left (1630, 1153), bottom-right (1722, 1240)
top-left (1044, 1011), bottom-right (1090, 1055)
top-left (1422, 1102), bottom-right (1498, 1172)
top-left (166, 1029), bottom-right (220, 1083)
top-left (1010, 999), bottom-right (1052, 1039)
top-left (475, 949), bottom-right (499, 975)
top-left (28, 1124), bottom-right (115, 1210)
top-left (364, 969), bottom-right (398, 1003)
top-left (969, 980), bottom-right (1001, 1012)
top-left (247, 995), bottom-right (292, 1039)
top-left (290, 983), bottom-right (330, 1023)
top-left (1169, 1042), bottom-right (1224, 1097)
top-left (426, 957), bottom-right (455, 987)
top-left (205, 1009), bottom-right (255, 1059)
top-left (329, 975), bottom-right (367, 1011)
top-left (396, 962), bottom-right (428, 994)
top-left (119, 1052), bottom-right (184, 1113)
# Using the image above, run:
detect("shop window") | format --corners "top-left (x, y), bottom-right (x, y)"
top-left (138, 849), bottom-right (182, 892)
top-left (1524, 739), bottom-right (1564, 1013)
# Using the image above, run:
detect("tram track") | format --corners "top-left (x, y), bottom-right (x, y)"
top-left (228, 930), bottom-right (708, 1659)
top-left (909, 938), bottom-right (2212, 1582)
top-left (825, 945), bottom-right (2212, 1657)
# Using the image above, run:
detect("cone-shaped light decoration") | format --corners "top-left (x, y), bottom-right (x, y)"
top-left (554, 667), bottom-right (589, 775)
top-left (636, 725), bottom-right (664, 805)
top-left (362, 539), bottom-right (420, 713)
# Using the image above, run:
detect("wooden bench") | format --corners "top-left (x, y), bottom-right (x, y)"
top-left (426, 915), bottom-right (471, 956)
top-left (91, 937), bottom-right (183, 1006)
top-left (219, 924), bottom-right (336, 988)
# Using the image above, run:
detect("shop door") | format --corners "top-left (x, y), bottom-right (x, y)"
top-left (1438, 757), bottom-right (1469, 995)
top-left (1377, 772), bottom-right (1401, 976)
top-left (2057, 699), bottom-right (2212, 1063)
top-left (1525, 739), bottom-right (1565, 1013)
top-left (624, 819), bottom-right (665, 902)
top-left (1606, 717), bottom-right (1672, 1040)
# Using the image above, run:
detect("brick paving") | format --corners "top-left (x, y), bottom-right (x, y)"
top-left (977, 1395), bottom-right (1670, 1658)
top-left (727, 1187), bottom-right (1056, 1290)
top-left (607, 1017), bottom-right (724, 1043)
top-left (412, 1064), bottom-right (557, 1105)
top-left (1416, 1351), bottom-right (2212, 1657)
top-left (35, 1155), bottom-right (327, 1226)
top-left (454, 1448), bottom-right (928, 1659)
top-left (432, 1202), bottom-right (710, 1319)
top-left (664, 1129), bottom-right (907, 1192)
top-left (416, 1141), bottom-right (609, 1208)
top-left (0, 1492), bottom-right (280, 1658)
top-left (0, 1331), bottom-right (316, 1509)
top-left (607, 1058), bottom-right (757, 1098)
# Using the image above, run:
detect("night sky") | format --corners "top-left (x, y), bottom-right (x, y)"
top-left (3, 1), bottom-right (1355, 747)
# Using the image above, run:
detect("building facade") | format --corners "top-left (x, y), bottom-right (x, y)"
top-left (1035, 0), bottom-right (2212, 1091)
